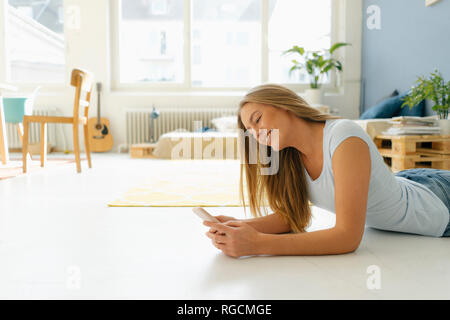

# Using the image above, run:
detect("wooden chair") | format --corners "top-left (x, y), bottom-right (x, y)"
top-left (22, 69), bottom-right (94, 173)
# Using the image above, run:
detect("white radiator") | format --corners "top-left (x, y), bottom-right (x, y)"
top-left (5, 109), bottom-right (57, 149)
top-left (125, 107), bottom-right (238, 145)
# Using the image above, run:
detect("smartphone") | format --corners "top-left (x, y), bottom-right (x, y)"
top-left (192, 207), bottom-right (220, 223)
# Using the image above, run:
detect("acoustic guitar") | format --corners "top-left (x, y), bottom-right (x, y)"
top-left (87, 82), bottom-right (113, 152)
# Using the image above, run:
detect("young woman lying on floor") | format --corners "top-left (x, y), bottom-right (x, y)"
top-left (203, 84), bottom-right (450, 258)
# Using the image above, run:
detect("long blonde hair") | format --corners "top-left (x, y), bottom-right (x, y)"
top-left (238, 84), bottom-right (343, 233)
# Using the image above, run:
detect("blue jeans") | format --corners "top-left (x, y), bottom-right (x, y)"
top-left (394, 168), bottom-right (450, 237)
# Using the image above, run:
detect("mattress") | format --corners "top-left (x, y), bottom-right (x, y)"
top-left (152, 130), bottom-right (240, 160)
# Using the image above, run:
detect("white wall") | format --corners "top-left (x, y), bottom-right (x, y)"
top-left (0, 0), bottom-right (363, 152)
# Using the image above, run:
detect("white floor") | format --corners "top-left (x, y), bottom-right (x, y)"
top-left (0, 153), bottom-right (449, 300)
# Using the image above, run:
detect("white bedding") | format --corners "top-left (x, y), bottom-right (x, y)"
top-left (152, 130), bottom-right (240, 160)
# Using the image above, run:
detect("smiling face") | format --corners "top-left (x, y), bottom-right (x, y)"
top-left (239, 102), bottom-right (294, 151)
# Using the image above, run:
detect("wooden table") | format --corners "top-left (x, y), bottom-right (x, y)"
top-left (374, 134), bottom-right (450, 172)
top-left (0, 83), bottom-right (18, 164)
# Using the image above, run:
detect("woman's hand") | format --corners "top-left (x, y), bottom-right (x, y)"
top-left (216, 215), bottom-right (239, 223)
top-left (203, 220), bottom-right (261, 258)
top-left (207, 215), bottom-right (240, 235)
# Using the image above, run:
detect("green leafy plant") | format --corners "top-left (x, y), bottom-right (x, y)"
top-left (402, 69), bottom-right (449, 119)
top-left (282, 42), bottom-right (351, 89)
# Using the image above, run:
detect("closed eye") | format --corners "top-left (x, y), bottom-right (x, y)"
top-left (256, 116), bottom-right (261, 124)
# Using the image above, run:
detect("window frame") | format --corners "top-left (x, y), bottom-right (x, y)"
top-left (110, 0), bottom-right (342, 93)
top-left (0, 0), bottom-right (68, 91)
top-left (0, 0), bottom-right (9, 85)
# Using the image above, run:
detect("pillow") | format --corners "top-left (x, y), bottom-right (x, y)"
top-left (211, 116), bottom-right (238, 132)
top-left (360, 94), bottom-right (403, 119)
top-left (376, 89), bottom-right (399, 104)
top-left (394, 90), bottom-right (425, 117)
top-left (360, 90), bottom-right (425, 119)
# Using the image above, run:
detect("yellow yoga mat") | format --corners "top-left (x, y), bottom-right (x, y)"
top-left (108, 160), bottom-right (267, 207)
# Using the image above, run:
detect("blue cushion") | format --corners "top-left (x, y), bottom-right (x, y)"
top-left (376, 89), bottom-right (399, 104)
top-left (394, 90), bottom-right (425, 117)
top-left (360, 95), bottom-right (402, 119)
top-left (360, 90), bottom-right (425, 119)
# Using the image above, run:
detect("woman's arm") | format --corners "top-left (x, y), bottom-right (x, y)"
top-left (255, 136), bottom-right (371, 256)
top-left (205, 137), bottom-right (370, 257)
top-left (255, 227), bottom-right (360, 255)
top-left (243, 213), bottom-right (291, 234)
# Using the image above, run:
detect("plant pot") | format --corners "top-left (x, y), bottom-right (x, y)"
top-left (438, 119), bottom-right (450, 135)
top-left (305, 88), bottom-right (322, 105)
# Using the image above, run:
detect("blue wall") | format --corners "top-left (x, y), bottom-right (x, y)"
top-left (361, 0), bottom-right (450, 116)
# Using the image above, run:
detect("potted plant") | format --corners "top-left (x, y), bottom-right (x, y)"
top-left (402, 69), bottom-right (450, 134)
top-left (282, 42), bottom-right (350, 104)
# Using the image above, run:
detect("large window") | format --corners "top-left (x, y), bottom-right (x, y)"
top-left (191, 0), bottom-right (261, 87)
top-left (6, 0), bottom-right (65, 83)
top-left (119, 0), bottom-right (184, 83)
top-left (268, 0), bottom-right (331, 84)
top-left (114, 0), bottom-right (333, 89)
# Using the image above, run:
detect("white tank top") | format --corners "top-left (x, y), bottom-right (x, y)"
top-left (304, 119), bottom-right (449, 237)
